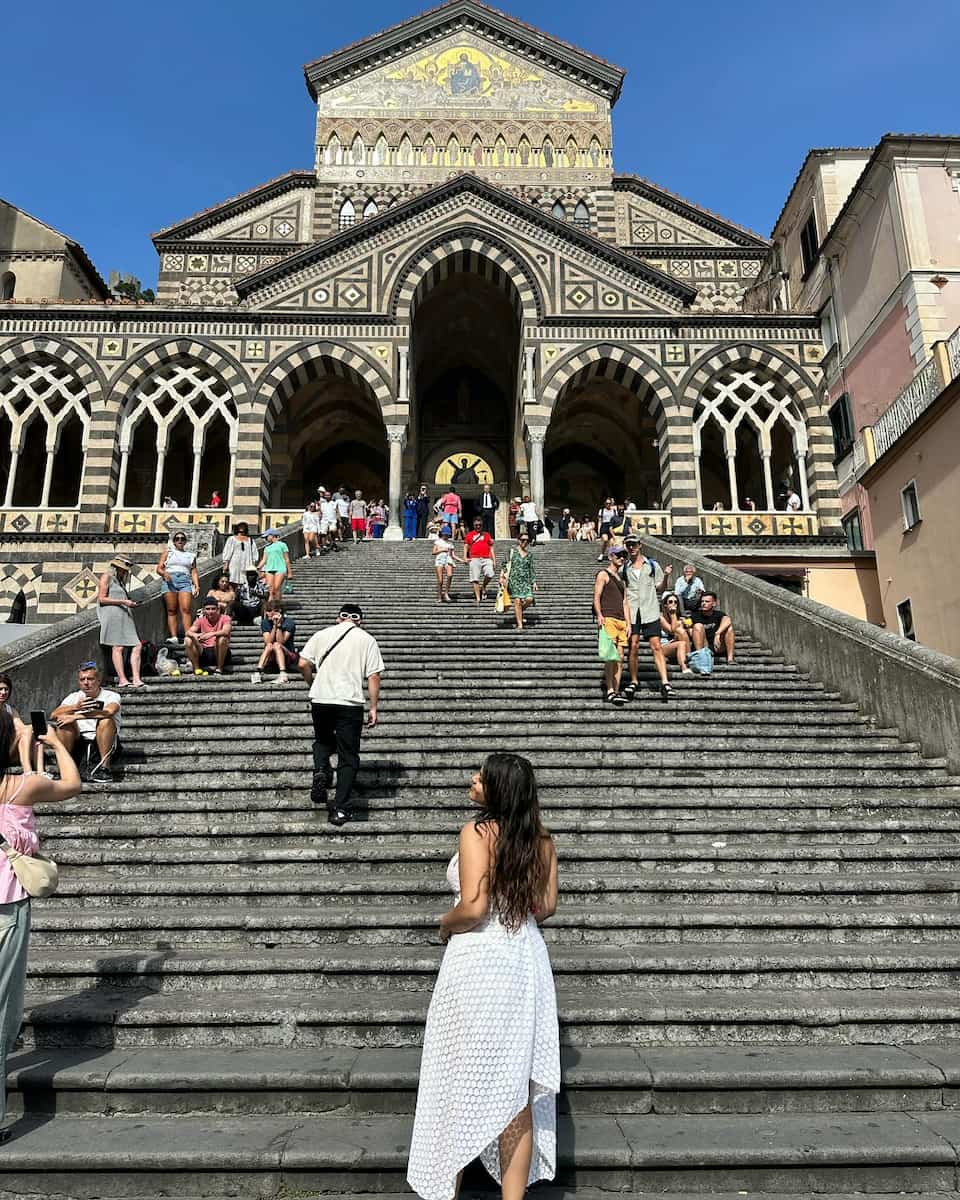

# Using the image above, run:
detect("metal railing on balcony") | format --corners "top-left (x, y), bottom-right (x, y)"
top-left (948, 326), bottom-right (960, 382)
top-left (872, 355), bottom-right (944, 459)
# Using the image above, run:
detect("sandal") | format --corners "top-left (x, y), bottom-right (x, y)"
top-left (621, 682), bottom-right (638, 700)
top-left (660, 683), bottom-right (673, 702)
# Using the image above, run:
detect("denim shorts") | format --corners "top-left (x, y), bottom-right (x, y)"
top-left (162, 572), bottom-right (192, 594)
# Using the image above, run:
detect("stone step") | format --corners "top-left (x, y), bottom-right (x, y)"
top-left (20, 984), bottom-right (960, 1050)
top-left (29, 901), bottom-right (960, 948)
top-left (42, 869), bottom-right (960, 908)
top-left (6, 1043), bottom-right (959, 1118)
top-left (44, 842), bottom-right (960, 874)
top-left (49, 784), bottom-right (960, 817)
top-left (24, 942), bottom-right (960, 998)
top-left (2, 1109), bottom-right (958, 1198)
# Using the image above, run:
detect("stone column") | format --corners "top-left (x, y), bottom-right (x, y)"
top-left (725, 450), bottom-right (739, 511)
top-left (526, 425), bottom-right (547, 516)
top-left (797, 454), bottom-right (811, 510)
top-left (383, 424), bottom-right (407, 541)
top-left (761, 452), bottom-right (775, 511)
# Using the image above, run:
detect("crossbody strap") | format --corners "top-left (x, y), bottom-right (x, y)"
top-left (313, 623), bottom-right (356, 672)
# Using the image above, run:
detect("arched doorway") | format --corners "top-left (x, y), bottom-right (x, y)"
top-left (266, 357), bottom-right (387, 509)
top-left (544, 365), bottom-right (663, 522)
top-left (409, 254), bottom-right (521, 528)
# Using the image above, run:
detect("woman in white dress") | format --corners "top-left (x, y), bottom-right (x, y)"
top-left (408, 753), bottom-right (560, 1200)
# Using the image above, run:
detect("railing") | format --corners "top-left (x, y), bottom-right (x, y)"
top-left (872, 356), bottom-right (944, 459)
top-left (108, 508), bottom-right (232, 534)
top-left (948, 326), bottom-right (960, 382)
top-left (699, 511), bottom-right (820, 538)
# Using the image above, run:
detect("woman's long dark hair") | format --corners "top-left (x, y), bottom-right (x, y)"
top-left (475, 753), bottom-right (548, 931)
top-left (0, 705), bottom-right (14, 773)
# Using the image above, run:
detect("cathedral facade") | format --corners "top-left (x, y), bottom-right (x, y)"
top-left (0, 0), bottom-right (858, 620)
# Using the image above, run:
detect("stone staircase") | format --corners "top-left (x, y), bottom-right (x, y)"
top-left (6, 539), bottom-right (960, 1198)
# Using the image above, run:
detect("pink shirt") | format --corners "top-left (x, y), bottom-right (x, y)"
top-left (441, 492), bottom-right (461, 515)
top-left (0, 777), bottom-right (38, 903)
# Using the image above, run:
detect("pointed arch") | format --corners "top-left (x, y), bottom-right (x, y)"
top-left (338, 198), bottom-right (356, 230)
top-left (388, 229), bottom-right (544, 324)
top-left (573, 200), bottom-right (590, 230)
top-left (398, 134), bottom-right (413, 165)
top-left (518, 136), bottom-right (531, 167)
top-left (551, 200), bottom-right (566, 220)
top-left (350, 134), bottom-right (364, 164)
top-left (373, 134), bottom-right (388, 165)
top-left (682, 344), bottom-right (836, 521)
top-left (362, 198), bottom-right (379, 219)
top-left (542, 137), bottom-right (554, 168)
top-left (495, 134), bottom-right (507, 166)
top-left (589, 137), bottom-right (601, 168)
top-left (325, 134), bottom-right (342, 166)
top-left (470, 134), bottom-right (484, 167)
top-left (446, 134), bottom-right (460, 166)
top-left (422, 134), bottom-right (436, 165)
top-left (564, 136), bottom-right (578, 168)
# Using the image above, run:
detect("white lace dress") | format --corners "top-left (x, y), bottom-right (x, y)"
top-left (407, 852), bottom-right (560, 1200)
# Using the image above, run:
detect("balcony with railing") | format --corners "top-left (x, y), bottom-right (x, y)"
top-left (847, 325), bottom-right (960, 482)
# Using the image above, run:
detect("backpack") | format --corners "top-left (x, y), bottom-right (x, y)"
top-left (688, 647), bottom-right (714, 675)
top-left (139, 640), bottom-right (160, 676)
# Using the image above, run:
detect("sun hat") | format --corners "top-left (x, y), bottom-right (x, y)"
top-left (109, 555), bottom-right (134, 571)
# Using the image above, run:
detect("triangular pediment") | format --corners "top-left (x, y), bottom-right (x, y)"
top-left (614, 177), bottom-right (769, 250)
top-left (303, 0), bottom-right (624, 106)
top-left (152, 172), bottom-right (315, 244)
top-left (237, 175), bottom-right (696, 318)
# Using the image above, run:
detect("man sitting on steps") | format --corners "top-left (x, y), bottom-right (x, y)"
top-left (52, 664), bottom-right (122, 783)
top-left (691, 592), bottom-right (736, 665)
top-left (298, 603), bottom-right (384, 827)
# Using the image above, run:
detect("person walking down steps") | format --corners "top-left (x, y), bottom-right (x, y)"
top-left (298, 603), bottom-right (384, 827)
top-left (408, 752), bottom-right (560, 1200)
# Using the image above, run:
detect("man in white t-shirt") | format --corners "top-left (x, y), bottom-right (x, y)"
top-left (785, 488), bottom-right (802, 512)
top-left (319, 490), bottom-right (340, 553)
top-left (51, 663), bottom-right (122, 783)
top-left (298, 603), bottom-right (384, 825)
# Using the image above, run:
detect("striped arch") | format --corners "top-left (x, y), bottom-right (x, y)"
top-left (102, 338), bottom-right (252, 512)
top-left (0, 337), bottom-right (107, 527)
top-left (242, 342), bottom-right (393, 515)
top-left (541, 344), bottom-right (696, 519)
top-left (681, 343), bottom-right (839, 526)
top-left (0, 563), bottom-right (43, 621)
top-left (389, 229), bottom-right (543, 325)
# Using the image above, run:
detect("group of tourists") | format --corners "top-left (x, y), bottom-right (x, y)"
top-left (595, 544), bottom-right (736, 704)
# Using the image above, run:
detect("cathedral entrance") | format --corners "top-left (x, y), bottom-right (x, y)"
top-left (267, 359), bottom-right (387, 509)
top-left (544, 365), bottom-right (663, 521)
top-left (409, 257), bottom-right (520, 530)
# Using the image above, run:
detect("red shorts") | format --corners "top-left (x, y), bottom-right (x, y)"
top-left (351, 518), bottom-right (366, 532)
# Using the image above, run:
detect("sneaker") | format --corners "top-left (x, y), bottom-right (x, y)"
top-left (273, 672), bottom-right (289, 685)
top-left (89, 765), bottom-right (114, 784)
top-left (250, 671), bottom-right (261, 684)
top-left (165, 636), bottom-right (179, 646)
top-left (310, 772), bottom-right (332, 806)
top-left (328, 809), bottom-right (349, 827)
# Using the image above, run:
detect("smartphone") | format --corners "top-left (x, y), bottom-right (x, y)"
top-left (29, 710), bottom-right (48, 738)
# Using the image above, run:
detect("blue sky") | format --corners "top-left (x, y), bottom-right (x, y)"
top-left (2, 0), bottom-right (954, 287)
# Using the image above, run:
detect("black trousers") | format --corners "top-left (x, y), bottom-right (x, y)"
top-left (480, 507), bottom-right (496, 536)
top-left (311, 703), bottom-right (364, 811)
top-left (416, 511), bottom-right (428, 538)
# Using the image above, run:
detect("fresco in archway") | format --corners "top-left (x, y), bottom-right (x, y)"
top-left (435, 453), bottom-right (495, 486)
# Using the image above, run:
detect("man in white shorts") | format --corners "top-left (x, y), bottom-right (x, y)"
top-left (464, 517), bottom-right (497, 603)
top-left (319, 490), bottom-right (340, 553)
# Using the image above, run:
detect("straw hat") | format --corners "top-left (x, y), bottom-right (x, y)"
top-left (109, 555), bottom-right (134, 572)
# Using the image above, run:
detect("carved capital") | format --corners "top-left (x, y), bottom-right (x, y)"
top-left (525, 425), bottom-right (548, 445)
top-left (386, 424), bottom-right (408, 446)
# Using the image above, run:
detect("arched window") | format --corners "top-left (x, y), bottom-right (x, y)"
top-left (552, 200), bottom-right (566, 220)
top-left (589, 137), bottom-right (601, 168)
top-left (573, 200), bottom-right (590, 230)
top-left (373, 134), bottom-right (388, 165)
top-left (325, 134), bottom-right (342, 166)
top-left (0, 356), bottom-right (91, 507)
top-left (542, 138), bottom-right (554, 168)
top-left (495, 135), bottom-right (507, 166)
top-left (398, 134), bottom-right (413, 165)
top-left (351, 134), bottom-right (364, 164)
top-left (564, 137), bottom-right (578, 168)
top-left (362, 198), bottom-right (378, 219)
top-left (694, 365), bottom-right (809, 512)
top-left (446, 135), bottom-right (460, 166)
top-left (118, 361), bottom-right (238, 510)
top-left (338, 199), bottom-right (356, 230)
top-left (422, 135), bottom-right (436, 165)
top-left (0, 273), bottom-right (14, 301)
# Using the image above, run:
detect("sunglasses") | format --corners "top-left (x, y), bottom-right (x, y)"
top-left (338, 611), bottom-right (361, 621)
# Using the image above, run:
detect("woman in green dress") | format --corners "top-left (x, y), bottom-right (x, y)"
top-left (500, 532), bottom-right (538, 631)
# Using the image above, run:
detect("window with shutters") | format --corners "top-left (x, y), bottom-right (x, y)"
top-left (800, 210), bottom-right (819, 277)
top-left (828, 393), bottom-right (854, 461)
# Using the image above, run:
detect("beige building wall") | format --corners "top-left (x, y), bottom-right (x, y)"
top-left (866, 395), bottom-right (960, 658)
top-left (805, 563), bottom-right (883, 625)
top-left (0, 255), bottom-right (65, 301)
